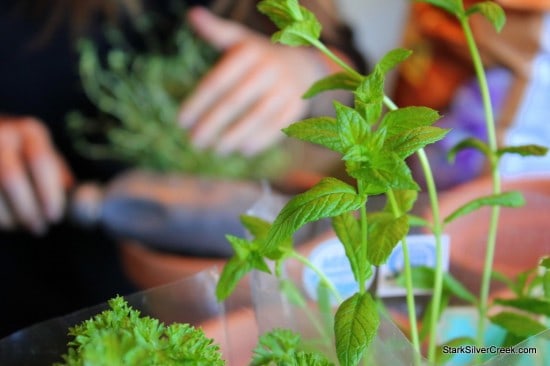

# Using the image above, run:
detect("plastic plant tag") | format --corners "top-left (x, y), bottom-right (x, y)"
top-left (377, 234), bottom-right (450, 297)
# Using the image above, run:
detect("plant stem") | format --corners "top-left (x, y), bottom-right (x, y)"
top-left (387, 190), bottom-right (421, 363)
top-left (357, 181), bottom-right (369, 295)
top-left (384, 95), bottom-right (444, 363)
top-left (309, 38), bottom-right (363, 80)
top-left (459, 16), bottom-right (502, 348)
top-left (417, 149), bottom-right (445, 363)
top-left (289, 251), bottom-right (344, 304)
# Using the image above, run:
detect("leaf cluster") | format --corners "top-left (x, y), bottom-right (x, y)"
top-left (489, 257), bottom-right (550, 346)
top-left (55, 296), bottom-right (224, 366)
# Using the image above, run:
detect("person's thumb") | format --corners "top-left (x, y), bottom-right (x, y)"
top-left (187, 6), bottom-right (250, 50)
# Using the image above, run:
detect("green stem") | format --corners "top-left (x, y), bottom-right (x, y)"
top-left (309, 38), bottom-right (363, 80)
top-left (357, 181), bottom-right (369, 295)
top-left (387, 190), bottom-right (421, 363)
top-left (384, 95), bottom-right (444, 363)
top-left (417, 149), bottom-right (445, 363)
top-left (459, 16), bottom-right (502, 349)
top-left (289, 251), bottom-right (344, 304)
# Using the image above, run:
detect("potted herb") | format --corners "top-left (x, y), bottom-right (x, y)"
top-left (65, 4), bottom-right (297, 287)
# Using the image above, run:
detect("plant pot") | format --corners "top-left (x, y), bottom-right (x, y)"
top-left (428, 174), bottom-right (550, 297)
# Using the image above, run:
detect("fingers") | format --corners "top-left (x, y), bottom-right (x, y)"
top-left (0, 125), bottom-right (45, 234)
top-left (178, 42), bottom-right (258, 130)
top-left (187, 7), bottom-right (247, 50)
top-left (216, 85), bottom-right (307, 156)
top-left (0, 117), bottom-right (72, 234)
top-left (180, 7), bottom-right (324, 156)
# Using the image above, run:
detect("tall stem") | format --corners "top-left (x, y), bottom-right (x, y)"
top-left (459, 16), bottom-right (502, 347)
top-left (387, 190), bottom-right (421, 363)
top-left (417, 150), bottom-right (445, 362)
top-left (357, 181), bottom-right (369, 295)
top-left (384, 96), bottom-right (444, 363)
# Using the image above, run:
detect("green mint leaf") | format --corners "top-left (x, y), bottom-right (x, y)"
top-left (490, 311), bottom-right (547, 338)
top-left (408, 214), bottom-right (431, 228)
top-left (257, 0), bottom-right (304, 29)
top-left (444, 191), bottom-right (525, 224)
top-left (216, 256), bottom-right (253, 301)
top-left (259, 0), bottom-right (321, 46)
top-left (262, 178), bottom-right (364, 256)
top-left (283, 117), bottom-right (343, 152)
top-left (384, 189), bottom-right (419, 215)
top-left (376, 48), bottom-right (413, 74)
top-left (494, 298), bottom-right (550, 317)
top-left (540, 257), bottom-right (550, 269)
top-left (379, 106), bottom-right (441, 138)
top-left (354, 69), bottom-right (385, 125)
top-left (367, 213), bottom-right (408, 265)
top-left (497, 144), bottom-right (549, 158)
top-left (342, 144), bottom-right (370, 162)
top-left (272, 17), bottom-right (321, 47)
top-left (332, 212), bottom-right (364, 283)
top-left (335, 101), bottom-right (369, 149)
top-left (418, 0), bottom-right (464, 17)
top-left (334, 292), bottom-right (380, 366)
top-left (240, 215), bottom-right (271, 240)
top-left (348, 154), bottom-right (419, 195)
top-left (398, 266), bottom-right (477, 304)
top-left (226, 234), bottom-right (251, 260)
top-left (303, 72), bottom-right (361, 99)
top-left (492, 270), bottom-right (520, 296)
top-left (448, 137), bottom-right (491, 163)
top-left (544, 271), bottom-right (550, 299)
top-left (385, 126), bottom-right (450, 159)
top-left (466, 1), bottom-right (506, 32)
top-left (216, 235), bottom-right (270, 301)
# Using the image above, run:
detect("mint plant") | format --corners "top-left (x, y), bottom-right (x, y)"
top-left (215, 0), bottom-right (548, 365)
top-left (215, 0), bottom-right (450, 364)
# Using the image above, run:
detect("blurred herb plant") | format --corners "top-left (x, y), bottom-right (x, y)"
top-left (67, 5), bottom-right (285, 179)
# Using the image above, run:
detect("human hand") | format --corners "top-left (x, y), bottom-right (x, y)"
top-left (178, 7), bottom-right (328, 156)
top-left (0, 116), bottom-right (73, 234)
